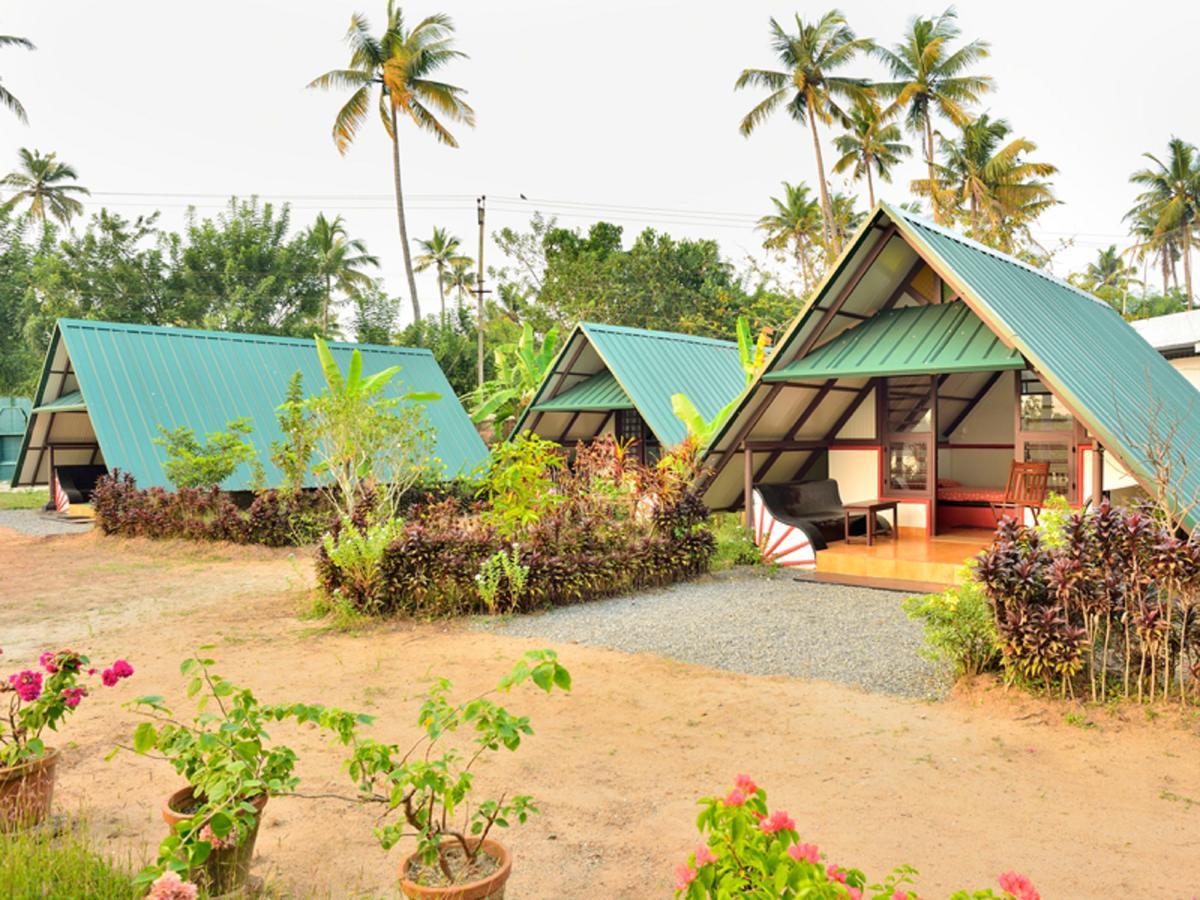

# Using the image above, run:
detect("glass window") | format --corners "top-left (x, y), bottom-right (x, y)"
top-left (1024, 442), bottom-right (1070, 496)
top-left (888, 441), bottom-right (929, 492)
top-left (1020, 372), bottom-right (1072, 431)
top-left (616, 409), bottom-right (643, 443)
top-left (886, 376), bottom-right (933, 434)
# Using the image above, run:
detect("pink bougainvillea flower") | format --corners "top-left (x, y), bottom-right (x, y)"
top-left (146, 871), bottom-right (199, 900)
top-left (111, 659), bottom-right (134, 679)
top-left (892, 892), bottom-right (911, 900)
top-left (846, 888), bottom-right (863, 900)
top-left (723, 788), bottom-right (746, 807)
top-left (826, 864), bottom-right (848, 884)
top-left (61, 686), bottom-right (87, 708)
top-left (199, 823), bottom-right (237, 850)
top-left (101, 668), bottom-right (118, 687)
top-left (87, 667), bottom-right (97, 675)
top-left (674, 862), bottom-right (697, 891)
top-left (759, 809), bottom-right (796, 834)
top-left (997, 871), bottom-right (1040, 900)
top-left (9, 670), bottom-right (43, 702)
top-left (693, 845), bottom-right (717, 867)
top-left (787, 842), bottom-right (820, 864)
top-left (39, 652), bottom-right (59, 673)
top-left (734, 773), bottom-right (758, 795)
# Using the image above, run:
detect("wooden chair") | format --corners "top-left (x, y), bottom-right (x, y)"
top-left (990, 461), bottom-right (1051, 525)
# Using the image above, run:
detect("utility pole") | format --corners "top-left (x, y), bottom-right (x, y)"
top-left (474, 195), bottom-right (488, 388)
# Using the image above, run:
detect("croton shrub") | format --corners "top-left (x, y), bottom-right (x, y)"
top-left (92, 470), bottom-right (330, 547)
top-left (317, 435), bottom-right (717, 617)
top-left (975, 502), bottom-right (1200, 702)
top-left (677, 776), bottom-right (1041, 900)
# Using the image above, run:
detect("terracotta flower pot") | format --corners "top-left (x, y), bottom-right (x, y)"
top-left (163, 786), bottom-right (268, 896)
top-left (0, 747), bottom-right (59, 832)
top-left (398, 837), bottom-right (512, 900)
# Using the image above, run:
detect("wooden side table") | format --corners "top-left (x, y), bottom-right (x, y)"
top-left (843, 499), bottom-right (898, 546)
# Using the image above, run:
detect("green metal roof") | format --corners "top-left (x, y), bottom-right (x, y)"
top-left (516, 322), bottom-right (747, 447)
top-left (764, 301), bottom-right (1024, 381)
top-left (887, 205), bottom-right (1200, 527)
top-left (33, 390), bottom-right (86, 413)
top-left (531, 371), bottom-right (633, 412)
top-left (0, 397), bottom-right (29, 437)
top-left (14, 319), bottom-right (488, 490)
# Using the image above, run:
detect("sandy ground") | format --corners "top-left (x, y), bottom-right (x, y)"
top-left (2, 526), bottom-right (1199, 898)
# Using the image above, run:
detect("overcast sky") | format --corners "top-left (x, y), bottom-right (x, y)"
top-left (3, 1), bottom-right (1197, 328)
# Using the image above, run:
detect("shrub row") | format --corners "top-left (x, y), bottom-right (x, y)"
top-left (92, 470), bottom-right (330, 547)
top-left (317, 492), bottom-right (716, 617)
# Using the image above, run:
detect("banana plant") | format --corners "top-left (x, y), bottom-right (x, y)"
top-left (469, 323), bottom-right (560, 430)
top-left (670, 393), bottom-right (739, 447)
top-left (736, 315), bottom-right (772, 384)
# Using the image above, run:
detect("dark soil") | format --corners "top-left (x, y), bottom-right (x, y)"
top-left (406, 844), bottom-right (501, 888)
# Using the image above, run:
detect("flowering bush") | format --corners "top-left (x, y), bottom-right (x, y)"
top-left (903, 570), bottom-right (999, 678)
top-left (678, 776), bottom-right (1042, 900)
top-left (1, 647), bottom-right (133, 767)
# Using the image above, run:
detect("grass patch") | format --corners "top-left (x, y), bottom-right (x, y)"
top-left (0, 820), bottom-right (146, 899)
top-left (0, 489), bottom-right (49, 510)
top-left (711, 512), bottom-right (763, 570)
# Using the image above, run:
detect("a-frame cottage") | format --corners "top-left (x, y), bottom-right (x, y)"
top-left (699, 203), bottom-right (1200, 586)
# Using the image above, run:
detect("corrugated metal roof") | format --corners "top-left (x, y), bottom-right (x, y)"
top-left (764, 301), bottom-right (1024, 381)
top-left (33, 390), bottom-right (86, 413)
top-left (14, 319), bottom-right (488, 490)
top-left (531, 371), bottom-right (633, 412)
top-left (0, 397), bottom-right (29, 437)
top-left (579, 323), bottom-right (747, 446)
top-left (889, 205), bottom-right (1200, 528)
top-left (1129, 309), bottom-right (1200, 354)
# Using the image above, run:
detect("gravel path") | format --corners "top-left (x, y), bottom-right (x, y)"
top-left (0, 509), bottom-right (93, 536)
top-left (479, 569), bottom-right (947, 699)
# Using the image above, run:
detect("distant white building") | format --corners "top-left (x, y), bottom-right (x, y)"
top-left (1130, 309), bottom-right (1200, 389)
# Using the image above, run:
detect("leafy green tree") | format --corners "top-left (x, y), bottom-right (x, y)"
top-left (441, 255), bottom-right (475, 310)
top-left (874, 8), bottom-right (992, 224)
top-left (0, 34), bottom-right (34, 122)
top-left (736, 11), bottom-right (873, 253)
top-left (309, 213), bottom-right (379, 334)
top-left (832, 97), bottom-right (911, 207)
top-left (396, 307), bottom-right (485, 398)
top-left (1128, 137), bottom-right (1200, 309)
top-left (414, 226), bottom-right (470, 321)
top-left (172, 198), bottom-right (324, 334)
top-left (154, 418), bottom-right (258, 489)
top-left (309, 5), bottom-right (474, 322)
top-left (829, 191), bottom-right (865, 247)
top-left (270, 372), bottom-right (316, 495)
top-left (350, 281), bottom-right (401, 344)
top-left (25, 211), bottom-right (188, 353)
top-left (0, 211), bottom-right (36, 392)
top-left (1, 149), bottom-right (90, 224)
top-left (757, 181), bottom-right (824, 292)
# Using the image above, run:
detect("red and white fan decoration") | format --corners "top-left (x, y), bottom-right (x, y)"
top-left (51, 470), bottom-right (71, 514)
top-left (751, 488), bottom-right (816, 568)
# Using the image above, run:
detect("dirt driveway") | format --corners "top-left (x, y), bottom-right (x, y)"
top-left (2, 526), bottom-right (1198, 898)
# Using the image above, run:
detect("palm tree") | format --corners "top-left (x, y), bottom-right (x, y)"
top-left (914, 115), bottom-right (1057, 253)
top-left (309, 213), bottom-right (380, 333)
top-left (0, 148), bottom-right (89, 224)
top-left (414, 226), bottom-right (470, 321)
top-left (736, 11), bottom-right (873, 253)
top-left (829, 191), bottom-right (866, 247)
top-left (1128, 205), bottom-right (1180, 296)
top-left (0, 34), bottom-right (33, 122)
top-left (442, 256), bottom-right (475, 310)
top-left (309, 5), bottom-right (474, 322)
top-left (831, 98), bottom-right (911, 207)
top-left (874, 8), bottom-right (992, 224)
top-left (1071, 245), bottom-right (1141, 315)
top-left (1128, 137), bottom-right (1200, 309)
top-left (756, 181), bottom-right (824, 291)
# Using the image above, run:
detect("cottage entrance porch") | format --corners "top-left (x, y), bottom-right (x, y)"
top-left (811, 526), bottom-right (992, 591)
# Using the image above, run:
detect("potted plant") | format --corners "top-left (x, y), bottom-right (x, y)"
top-left (1, 648), bottom-right (133, 831)
top-left (338, 649), bottom-right (571, 898)
top-left (119, 650), bottom-right (366, 895)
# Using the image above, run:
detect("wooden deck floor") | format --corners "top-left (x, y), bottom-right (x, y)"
top-left (813, 527), bottom-right (991, 589)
